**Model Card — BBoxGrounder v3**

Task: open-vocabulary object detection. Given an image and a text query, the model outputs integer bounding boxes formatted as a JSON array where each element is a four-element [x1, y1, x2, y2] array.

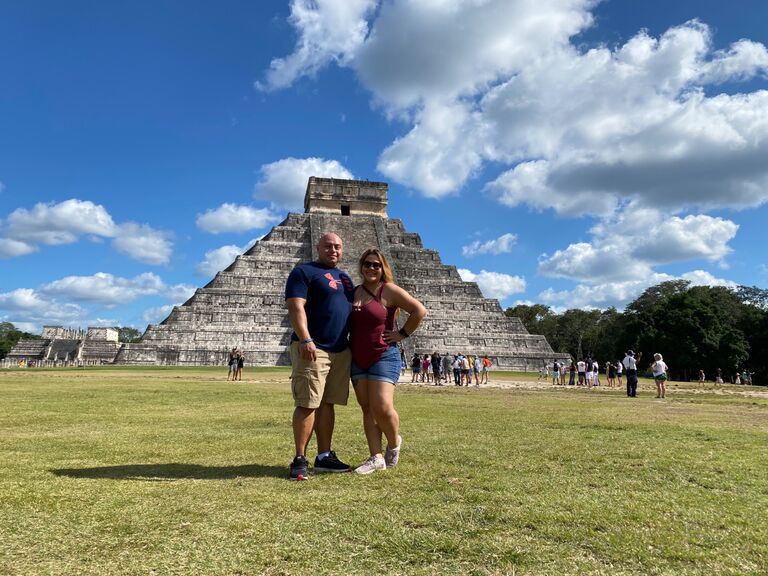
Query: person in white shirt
[[576, 359, 586, 385], [650, 353, 669, 399], [622, 350, 642, 397]]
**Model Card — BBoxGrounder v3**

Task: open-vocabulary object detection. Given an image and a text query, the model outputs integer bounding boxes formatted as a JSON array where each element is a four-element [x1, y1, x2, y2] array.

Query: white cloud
[[0, 288, 87, 326], [254, 157, 354, 209], [3, 199, 117, 245], [538, 207, 738, 283], [196, 245, 243, 277], [256, 0, 377, 91], [38, 272, 189, 306], [41, 272, 163, 305], [261, 6, 768, 212], [377, 100, 487, 197], [462, 233, 517, 257], [539, 269, 738, 310], [196, 203, 282, 234], [354, 0, 595, 111], [112, 223, 173, 266], [0, 238, 37, 258], [142, 304, 177, 324], [458, 268, 526, 301], [0, 199, 174, 265]]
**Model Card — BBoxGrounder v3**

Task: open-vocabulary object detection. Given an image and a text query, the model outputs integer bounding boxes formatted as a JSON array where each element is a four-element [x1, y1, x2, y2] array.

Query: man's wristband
[[398, 328, 410, 338], [300, 338, 314, 345]]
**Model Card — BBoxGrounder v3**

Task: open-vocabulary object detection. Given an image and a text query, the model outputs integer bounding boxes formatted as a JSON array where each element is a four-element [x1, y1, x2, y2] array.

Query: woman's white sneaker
[[354, 454, 386, 474]]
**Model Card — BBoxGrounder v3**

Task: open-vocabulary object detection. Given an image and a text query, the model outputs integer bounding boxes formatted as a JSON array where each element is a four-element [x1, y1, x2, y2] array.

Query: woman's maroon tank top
[[350, 284, 397, 369]]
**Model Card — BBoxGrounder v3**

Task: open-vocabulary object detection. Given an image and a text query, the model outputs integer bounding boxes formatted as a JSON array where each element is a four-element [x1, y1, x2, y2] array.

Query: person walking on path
[[349, 248, 426, 474], [651, 353, 669, 398], [285, 232, 355, 481], [623, 350, 642, 398]]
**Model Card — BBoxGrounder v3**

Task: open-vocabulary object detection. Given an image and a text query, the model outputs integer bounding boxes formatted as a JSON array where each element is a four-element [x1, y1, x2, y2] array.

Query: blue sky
[[1, 0, 767, 334]]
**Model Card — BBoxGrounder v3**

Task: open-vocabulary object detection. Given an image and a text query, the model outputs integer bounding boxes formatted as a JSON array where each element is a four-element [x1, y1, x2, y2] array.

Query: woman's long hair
[[358, 248, 394, 283]]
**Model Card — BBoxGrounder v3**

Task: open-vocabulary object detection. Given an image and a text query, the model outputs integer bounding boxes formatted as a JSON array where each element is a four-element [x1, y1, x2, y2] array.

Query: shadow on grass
[[50, 462, 286, 481]]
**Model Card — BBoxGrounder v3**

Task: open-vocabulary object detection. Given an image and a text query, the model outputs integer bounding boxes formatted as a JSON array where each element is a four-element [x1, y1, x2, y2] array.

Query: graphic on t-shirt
[[324, 272, 339, 290]]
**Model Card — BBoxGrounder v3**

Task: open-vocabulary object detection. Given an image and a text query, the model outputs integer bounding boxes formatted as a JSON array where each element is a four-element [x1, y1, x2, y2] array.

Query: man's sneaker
[[385, 435, 402, 468], [313, 451, 351, 473], [289, 455, 309, 481], [354, 454, 386, 475]]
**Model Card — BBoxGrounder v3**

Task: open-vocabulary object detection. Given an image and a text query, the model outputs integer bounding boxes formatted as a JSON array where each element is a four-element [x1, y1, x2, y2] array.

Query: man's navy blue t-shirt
[[284, 261, 354, 353]]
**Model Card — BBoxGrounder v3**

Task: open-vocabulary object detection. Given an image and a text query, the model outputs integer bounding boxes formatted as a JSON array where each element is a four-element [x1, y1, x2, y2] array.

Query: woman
[[421, 354, 431, 383], [651, 353, 669, 399], [568, 360, 576, 386], [350, 248, 427, 474], [236, 350, 245, 381]]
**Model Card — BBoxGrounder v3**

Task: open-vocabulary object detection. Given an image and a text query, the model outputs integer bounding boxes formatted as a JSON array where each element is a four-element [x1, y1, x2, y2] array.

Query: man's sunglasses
[[362, 261, 382, 270]]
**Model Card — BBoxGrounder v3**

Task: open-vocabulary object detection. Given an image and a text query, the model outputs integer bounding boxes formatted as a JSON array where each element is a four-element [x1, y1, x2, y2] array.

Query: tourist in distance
[[227, 347, 238, 381], [585, 359, 594, 388], [616, 359, 623, 387], [481, 355, 491, 384], [472, 355, 481, 386], [650, 353, 669, 399], [607, 361, 616, 388], [592, 360, 600, 387], [431, 351, 442, 386], [442, 352, 452, 384], [410, 353, 421, 382], [568, 360, 576, 386], [236, 350, 245, 381], [551, 360, 561, 386], [349, 248, 426, 474], [452, 354, 461, 385], [422, 354, 431, 383], [285, 232, 355, 481], [576, 358, 586, 385], [623, 350, 643, 397], [698, 369, 706, 383]]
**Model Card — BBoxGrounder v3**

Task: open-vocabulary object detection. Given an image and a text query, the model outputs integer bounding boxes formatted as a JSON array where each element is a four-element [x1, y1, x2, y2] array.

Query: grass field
[[1, 367, 767, 575]]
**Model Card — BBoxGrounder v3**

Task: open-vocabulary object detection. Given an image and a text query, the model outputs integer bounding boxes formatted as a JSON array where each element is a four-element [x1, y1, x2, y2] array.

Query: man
[[285, 232, 354, 481], [623, 350, 642, 397], [441, 352, 452, 384]]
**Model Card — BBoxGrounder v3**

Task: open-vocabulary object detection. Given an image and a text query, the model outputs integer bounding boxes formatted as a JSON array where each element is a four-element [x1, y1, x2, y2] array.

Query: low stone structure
[[115, 177, 568, 369], [7, 326, 119, 366]]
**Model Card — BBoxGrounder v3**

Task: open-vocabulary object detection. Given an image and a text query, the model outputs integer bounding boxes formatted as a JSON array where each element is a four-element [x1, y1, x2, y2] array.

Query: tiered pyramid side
[[384, 219, 568, 370], [116, 213, 313, 365]]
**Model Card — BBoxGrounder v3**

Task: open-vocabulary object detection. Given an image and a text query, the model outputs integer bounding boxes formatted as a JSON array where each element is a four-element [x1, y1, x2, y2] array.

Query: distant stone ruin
[[114, 177, 567, 369], [8, 177, 568, 370], [7, 326, 119, 366]]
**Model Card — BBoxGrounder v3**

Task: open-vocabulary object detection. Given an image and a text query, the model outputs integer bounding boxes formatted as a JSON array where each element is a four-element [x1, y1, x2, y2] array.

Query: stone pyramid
[[116, 177, 567, 369]]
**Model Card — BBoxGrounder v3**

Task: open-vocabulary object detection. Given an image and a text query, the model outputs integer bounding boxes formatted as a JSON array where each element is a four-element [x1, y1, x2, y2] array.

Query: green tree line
[[506, 281, 768, 384]]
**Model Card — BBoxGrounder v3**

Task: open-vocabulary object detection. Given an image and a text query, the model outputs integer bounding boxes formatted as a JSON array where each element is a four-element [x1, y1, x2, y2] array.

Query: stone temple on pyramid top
[[8, 177, 567, 369]]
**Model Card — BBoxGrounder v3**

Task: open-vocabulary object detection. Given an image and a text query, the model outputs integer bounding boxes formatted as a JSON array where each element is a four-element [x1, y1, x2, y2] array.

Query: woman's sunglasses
[[362, 261, 382, 270]]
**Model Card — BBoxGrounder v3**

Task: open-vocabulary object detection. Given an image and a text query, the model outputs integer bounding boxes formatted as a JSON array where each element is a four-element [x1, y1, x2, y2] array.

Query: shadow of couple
[[50, 462, 287, 481]]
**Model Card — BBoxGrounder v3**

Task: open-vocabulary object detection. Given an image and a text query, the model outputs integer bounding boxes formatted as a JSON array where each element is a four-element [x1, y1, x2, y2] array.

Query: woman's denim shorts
[[351, 345, 401, 385]]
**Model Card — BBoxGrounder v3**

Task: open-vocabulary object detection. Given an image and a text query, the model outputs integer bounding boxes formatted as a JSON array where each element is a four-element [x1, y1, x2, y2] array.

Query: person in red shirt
[[349, 248, 427, 474]]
